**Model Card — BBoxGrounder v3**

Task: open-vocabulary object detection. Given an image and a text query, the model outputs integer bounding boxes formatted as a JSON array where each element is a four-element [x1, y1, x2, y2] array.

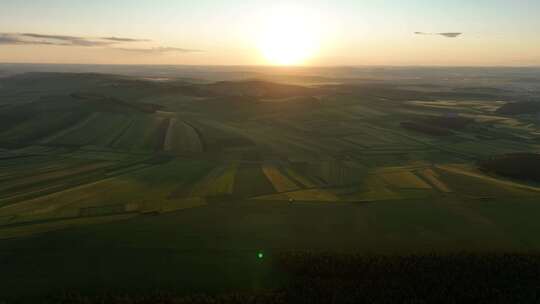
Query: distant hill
[[400, 121, 453, 136], [202, 79, 316, 98], [496, 101, 540, 115], [421, 115, 474, 130], [400, 115, 473, 136], [0, 73, 317, 101], [70, 93, 162, 113], [0, 92, 165, 148]]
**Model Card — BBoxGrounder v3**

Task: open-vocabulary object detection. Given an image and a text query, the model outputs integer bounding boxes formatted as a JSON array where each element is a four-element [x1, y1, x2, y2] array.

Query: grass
[[437, 164, 540, 196], [0, 111, 91, 146], [50, 113, 132, 147], [286, 189, 340, 202], [8, 252, 539, 304], [379, 170, 432, 189], [3, 197, 540, 301], [418, 168, 452, 192], [262, 165, 300, 193], [163, 118, 204, 153], [111, 115, 165, 151], [283, 167, 317, 188], [0, 158, 216, 234], [190, 163, 239, 197], [233, 164, 276, 198]]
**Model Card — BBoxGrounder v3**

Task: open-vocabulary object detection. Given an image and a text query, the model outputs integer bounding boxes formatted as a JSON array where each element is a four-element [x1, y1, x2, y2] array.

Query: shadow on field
[[29, 252, 540, 304]]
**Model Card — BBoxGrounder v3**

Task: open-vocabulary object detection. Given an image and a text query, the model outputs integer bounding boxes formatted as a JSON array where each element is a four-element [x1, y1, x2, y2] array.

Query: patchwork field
[[1, 70, 540, 300]]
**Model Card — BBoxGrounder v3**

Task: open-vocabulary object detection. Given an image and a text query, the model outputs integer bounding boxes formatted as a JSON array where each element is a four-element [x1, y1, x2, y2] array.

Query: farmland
[[1, 67, 540, 300]]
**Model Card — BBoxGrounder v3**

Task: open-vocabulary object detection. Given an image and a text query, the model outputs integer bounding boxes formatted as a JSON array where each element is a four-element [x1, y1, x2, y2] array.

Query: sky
[[0, 0, 539, 66]]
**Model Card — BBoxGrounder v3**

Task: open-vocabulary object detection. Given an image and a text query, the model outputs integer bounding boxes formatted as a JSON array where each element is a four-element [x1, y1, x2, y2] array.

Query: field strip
[[181, 121, 204, 153], [106, 117, 135, 147], [287, 189, 340, 202], [39, 112, 98, 144], [0, 213, 136, 240], [0, 176, 119, 212], [262, 165, 300, 193], [252, 188, 345, 202], [190, 166, 228, 196], [182, 120, 206, 152], [437, 164, 540, 193], [0, 162, 160, 211], [159, 197, 206, 213], [197, 119, 320, 156], [163, 119, 203, 153], [285, 168, 317, 188], [360, 176, 401, 201], [379, 171, 432, 190], [190, 163, 238, 196], [418, 168, 452, 192], [0, 159, 92, 182], [163, 118, 178, 152], [0, 161, 114, 193], [209, 163, 238, 195], [155, 117, 171, 151]]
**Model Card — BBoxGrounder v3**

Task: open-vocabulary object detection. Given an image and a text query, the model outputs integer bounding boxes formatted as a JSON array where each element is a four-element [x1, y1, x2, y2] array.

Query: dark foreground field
[[29, 252, 540, 304], [2, 198, 540, 303]]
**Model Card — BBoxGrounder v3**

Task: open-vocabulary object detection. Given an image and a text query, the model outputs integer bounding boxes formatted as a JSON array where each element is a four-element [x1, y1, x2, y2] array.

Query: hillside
[[479, 153, 540, 181], [496, 101, 540, 115]]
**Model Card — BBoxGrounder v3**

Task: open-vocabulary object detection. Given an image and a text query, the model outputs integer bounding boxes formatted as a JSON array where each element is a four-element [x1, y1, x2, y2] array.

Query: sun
[[258, 7, 321, 66]]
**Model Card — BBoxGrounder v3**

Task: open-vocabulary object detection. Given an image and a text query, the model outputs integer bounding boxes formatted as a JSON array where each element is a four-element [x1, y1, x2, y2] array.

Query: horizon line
[[1, 61, 540, 69]]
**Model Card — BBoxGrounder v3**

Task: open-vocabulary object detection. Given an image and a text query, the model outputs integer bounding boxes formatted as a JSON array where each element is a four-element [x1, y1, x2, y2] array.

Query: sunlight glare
[[258, 6, 321, 65]]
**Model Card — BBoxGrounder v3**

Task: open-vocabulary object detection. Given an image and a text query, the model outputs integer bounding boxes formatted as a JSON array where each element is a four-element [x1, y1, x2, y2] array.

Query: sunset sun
[[258, 7, 321, 65]]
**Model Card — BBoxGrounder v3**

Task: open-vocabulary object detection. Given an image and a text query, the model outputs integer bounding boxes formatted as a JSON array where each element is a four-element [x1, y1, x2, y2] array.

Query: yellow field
[[437, 164, 540, 193], [191, 163, 238, 196], [252, 193, 290, 201], [287, 189, 340, 201], [379, 171, 432, 190], [253, 189, 339, 202], [285, 168, 317, 188], [419, 168, 451, 193], [358, 176, 401, 201], [0, 213, 137, 239], [0, 161, 114, 193], [0, 175, 128, 218], [158, 197, 206, 213], [262, 165, 300, 192]]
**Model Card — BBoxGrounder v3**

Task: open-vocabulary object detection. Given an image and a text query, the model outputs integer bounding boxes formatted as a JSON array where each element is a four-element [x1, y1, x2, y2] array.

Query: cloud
[[0, 33, 68, 46], [0, 33, 199, 53], [101, 36, 150, 42], [116, 46, 203, 53], [0, 33, 118, 46], [24, 33, 115, 46], [438, 32, 462, 38], [415, 32, 463, 38], [0, 34, 27, 45]]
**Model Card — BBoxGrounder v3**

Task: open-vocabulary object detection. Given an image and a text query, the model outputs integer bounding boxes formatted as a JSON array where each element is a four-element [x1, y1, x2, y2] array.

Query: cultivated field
[[1, 69, 540, 300]]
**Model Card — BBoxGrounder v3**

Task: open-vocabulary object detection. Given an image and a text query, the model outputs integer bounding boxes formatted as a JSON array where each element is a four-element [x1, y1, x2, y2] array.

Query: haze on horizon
[[1, 0, 539, 67]]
